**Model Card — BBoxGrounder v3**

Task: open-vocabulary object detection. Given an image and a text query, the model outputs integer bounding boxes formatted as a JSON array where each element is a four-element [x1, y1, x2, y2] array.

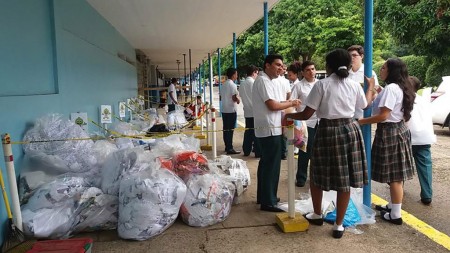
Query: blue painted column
[[233, 32, 237, 69], [363, 0, 374, 207], [263, 2, 268, 56], [208, 53, 213, 106], [218, 48, 222, 113], [198, 64, 202, 96]]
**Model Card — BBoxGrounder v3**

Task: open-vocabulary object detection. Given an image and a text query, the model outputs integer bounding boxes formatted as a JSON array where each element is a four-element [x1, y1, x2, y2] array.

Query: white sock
[[306, 212, 322, 219], [386, 202, 392, 209], [333, 222, 344, 231], [390, 203, 402, 219]]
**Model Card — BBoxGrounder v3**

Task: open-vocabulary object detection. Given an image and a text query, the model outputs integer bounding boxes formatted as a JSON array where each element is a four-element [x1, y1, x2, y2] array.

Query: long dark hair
[[384, 58, 416, 122]]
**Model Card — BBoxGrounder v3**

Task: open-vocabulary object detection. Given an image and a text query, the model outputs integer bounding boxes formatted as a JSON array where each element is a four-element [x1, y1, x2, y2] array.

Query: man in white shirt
[[252, 54, 301, 212], [240, 65, 261, 157], [290, 61, 319, 187], [220, 68, 241, 154], [168, 78, 179, 112], [347, 45, 380, 119]]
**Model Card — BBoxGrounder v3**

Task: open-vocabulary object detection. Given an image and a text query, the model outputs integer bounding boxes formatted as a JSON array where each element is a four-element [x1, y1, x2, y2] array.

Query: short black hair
[[264, 54, 283, 70], [347, 45, 364, 56], [246, 65, 259, 76], [171, 77, 177, 83], [301, 60, 315, 71], [226, 68, 237, 79]]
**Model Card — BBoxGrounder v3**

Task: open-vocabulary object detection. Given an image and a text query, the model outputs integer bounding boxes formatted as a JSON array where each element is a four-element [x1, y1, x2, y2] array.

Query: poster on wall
[[119, 102, 126, 118], [100, 105, 112, 124], [70, 112, 88, 131]]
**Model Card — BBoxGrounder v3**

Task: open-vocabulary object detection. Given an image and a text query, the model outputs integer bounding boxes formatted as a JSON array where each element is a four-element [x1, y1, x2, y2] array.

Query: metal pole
[[217, 48, 222, 114], [264, 2, 269, 56], [362, 0, 374, 207], [233, 32, 237, 69], [211, 108, 217, 159], [209, 53, 213, 107], [286, 120, 295, 218], [189, 49, 192, 101]]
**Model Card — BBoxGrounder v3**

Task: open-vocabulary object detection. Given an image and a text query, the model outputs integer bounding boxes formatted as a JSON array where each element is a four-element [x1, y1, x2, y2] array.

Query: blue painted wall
[[0, 0, 137, 241]]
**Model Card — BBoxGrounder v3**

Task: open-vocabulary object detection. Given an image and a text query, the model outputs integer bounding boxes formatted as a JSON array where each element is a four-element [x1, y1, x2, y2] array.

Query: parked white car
[[430, 76, 450, 130]]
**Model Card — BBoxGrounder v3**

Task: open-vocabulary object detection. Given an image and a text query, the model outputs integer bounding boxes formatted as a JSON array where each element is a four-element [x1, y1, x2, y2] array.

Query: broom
[[0, 167, 25, 252]]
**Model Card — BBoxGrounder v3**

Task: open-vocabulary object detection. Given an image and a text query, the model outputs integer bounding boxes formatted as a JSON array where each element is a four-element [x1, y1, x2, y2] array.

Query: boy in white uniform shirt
[[290, 60, 319, 187], [220, 68, 241, 154], [240, 65, 261, 157], [253, 54, 300, 212], [347, 45, 380, 119]]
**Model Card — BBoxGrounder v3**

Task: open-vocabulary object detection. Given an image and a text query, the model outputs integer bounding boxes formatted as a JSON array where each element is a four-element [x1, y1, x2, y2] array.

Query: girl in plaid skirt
[[359, 58, 416, 225], [285, 49, 375, 238]]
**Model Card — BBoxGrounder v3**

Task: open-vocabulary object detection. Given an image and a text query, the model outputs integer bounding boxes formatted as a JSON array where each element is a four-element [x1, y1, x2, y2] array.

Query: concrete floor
[[77, 115, 450, 253]]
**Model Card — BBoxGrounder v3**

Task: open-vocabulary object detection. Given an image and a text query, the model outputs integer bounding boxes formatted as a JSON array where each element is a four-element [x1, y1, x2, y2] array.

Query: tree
[[375, 0, 450, 58]]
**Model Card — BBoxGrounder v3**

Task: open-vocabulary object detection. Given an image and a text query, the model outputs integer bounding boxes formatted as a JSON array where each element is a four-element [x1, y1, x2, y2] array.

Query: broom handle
[[0, 167, 13, 219], [2, 133, 23, 230]]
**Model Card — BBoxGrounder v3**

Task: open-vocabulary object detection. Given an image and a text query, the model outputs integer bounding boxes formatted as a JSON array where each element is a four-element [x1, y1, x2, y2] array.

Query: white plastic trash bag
[[118, 167, 186, 240], [180, 173, 235, 227], [101, 147, 156, 196]]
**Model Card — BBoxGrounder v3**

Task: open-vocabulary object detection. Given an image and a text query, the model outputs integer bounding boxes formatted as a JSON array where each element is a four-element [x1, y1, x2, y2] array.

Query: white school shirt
[[252, 72, 285, 137], [276, 75, 291, 99], [220, 79, 239, 113], [349, 64, 379, 118], [168, 83, 178, 104], [407, 94, 436, 145], [291, 78, 319, 128], [306, 73, 367, 119], [372, 83, 404, 122], [239, 76, 255, 118]]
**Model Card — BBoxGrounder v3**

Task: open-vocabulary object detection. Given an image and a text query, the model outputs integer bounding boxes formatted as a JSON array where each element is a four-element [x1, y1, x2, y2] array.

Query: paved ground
[[80, 87, 450, 252]]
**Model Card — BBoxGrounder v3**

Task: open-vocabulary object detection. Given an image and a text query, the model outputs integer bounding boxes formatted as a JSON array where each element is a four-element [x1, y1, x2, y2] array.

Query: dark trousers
[[168, 104, 176, 112], [281, 135, 287, 159], [412, 145, 433, 200], [296, 126, 317, 184], [222, 112, 237, 151], [242, 117, 261, 156], [257, 135, 282, 206]]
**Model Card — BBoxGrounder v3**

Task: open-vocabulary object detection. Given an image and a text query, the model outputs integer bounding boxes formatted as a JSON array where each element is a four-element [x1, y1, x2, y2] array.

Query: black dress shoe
[[226, 149, 241, 155], [260, 204, 284, 212], [295, 182, 305, 187], [304, 214, 324, 226], [380, 211, 403, 225], [375, 204, 391, 212], [332, 229, 344, 239], [256, 198, 280, 204], [243, 153, 250, 156], [255, 154, 261, 158], [421, 198, 432, 205], [281, 156, 287, 160]]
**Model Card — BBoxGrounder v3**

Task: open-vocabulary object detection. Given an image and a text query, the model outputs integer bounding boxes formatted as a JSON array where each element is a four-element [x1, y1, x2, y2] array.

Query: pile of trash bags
[[19, 113, 251, 241]]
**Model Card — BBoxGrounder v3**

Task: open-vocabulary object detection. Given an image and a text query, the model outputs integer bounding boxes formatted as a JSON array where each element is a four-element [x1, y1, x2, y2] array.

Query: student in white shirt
[[290, 60, 319, 187], [285, 49, 375, 238], [220, 68, 240, 154], [347, 45, 380, 119], [240, 65, 261, 157], [407, 76, 435, 205], [359, 58, 416, 226], [253, 54, 301, 212], [168, 78, 179, 112]]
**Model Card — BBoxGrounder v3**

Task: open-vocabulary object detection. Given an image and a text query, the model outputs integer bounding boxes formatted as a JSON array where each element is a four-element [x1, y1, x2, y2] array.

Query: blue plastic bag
[[324, 198, 361, 227]]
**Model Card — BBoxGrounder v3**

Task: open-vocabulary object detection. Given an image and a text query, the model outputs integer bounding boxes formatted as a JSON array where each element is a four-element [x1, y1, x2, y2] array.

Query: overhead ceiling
[[87, 0, 280, 78]]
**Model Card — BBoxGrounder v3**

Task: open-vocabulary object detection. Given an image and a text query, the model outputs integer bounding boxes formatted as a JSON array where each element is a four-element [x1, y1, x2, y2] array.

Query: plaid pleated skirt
[[310, 118, 368, 192], [372, 121, 415, 183]]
